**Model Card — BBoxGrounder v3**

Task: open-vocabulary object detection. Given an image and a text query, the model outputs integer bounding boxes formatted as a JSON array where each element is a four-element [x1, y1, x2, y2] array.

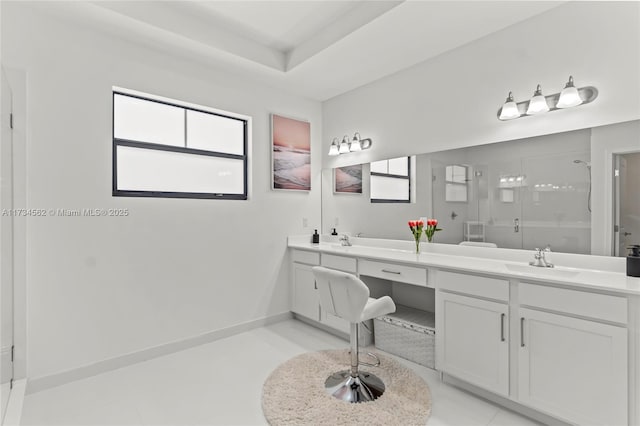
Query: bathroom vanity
[[288, 236, 640, 426]]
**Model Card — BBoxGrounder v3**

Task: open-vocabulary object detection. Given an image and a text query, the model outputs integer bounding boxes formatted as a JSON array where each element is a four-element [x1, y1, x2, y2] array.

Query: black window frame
[[112, 90, 248, 200], [370, 157, 411, 203]]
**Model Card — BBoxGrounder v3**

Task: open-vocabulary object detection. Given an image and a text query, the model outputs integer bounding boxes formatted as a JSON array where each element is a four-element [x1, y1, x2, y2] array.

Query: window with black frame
[[370, 157, 411, 203], [112, 89, 249, 200]]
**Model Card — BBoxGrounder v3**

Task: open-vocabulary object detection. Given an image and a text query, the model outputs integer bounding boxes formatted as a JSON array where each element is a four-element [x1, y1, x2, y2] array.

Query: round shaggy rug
[[262, 349, 432, 425]]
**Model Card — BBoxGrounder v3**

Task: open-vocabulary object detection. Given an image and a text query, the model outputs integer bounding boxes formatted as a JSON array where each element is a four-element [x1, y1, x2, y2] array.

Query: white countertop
[[288, 236, 640, 296]]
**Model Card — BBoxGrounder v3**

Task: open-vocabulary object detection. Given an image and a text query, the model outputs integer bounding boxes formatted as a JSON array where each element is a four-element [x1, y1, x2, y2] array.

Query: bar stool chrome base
[[324, 370, 386, 403]]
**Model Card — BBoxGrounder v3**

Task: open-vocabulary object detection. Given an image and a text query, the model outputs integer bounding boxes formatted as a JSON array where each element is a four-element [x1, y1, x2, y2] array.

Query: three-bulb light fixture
[[328, 132, 373, 156], [498, 76, 598, 121]]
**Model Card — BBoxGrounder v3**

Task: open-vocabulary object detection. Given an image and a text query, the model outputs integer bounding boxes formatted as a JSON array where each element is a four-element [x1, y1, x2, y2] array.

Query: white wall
[[1, 3, 322, 380], [322, 1, 640, 169]]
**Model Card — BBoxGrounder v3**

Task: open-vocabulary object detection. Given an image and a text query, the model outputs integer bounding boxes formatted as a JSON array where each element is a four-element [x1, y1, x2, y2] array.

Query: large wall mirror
[[321, 121, 640, 256]]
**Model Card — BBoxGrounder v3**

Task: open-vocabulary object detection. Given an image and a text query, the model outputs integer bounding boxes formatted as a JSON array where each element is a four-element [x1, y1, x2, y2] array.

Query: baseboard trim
[[443, 373, 571, 426], [27, 311, 293, 395], [2, 379, 26, 426], [292, 314, 349, 341]]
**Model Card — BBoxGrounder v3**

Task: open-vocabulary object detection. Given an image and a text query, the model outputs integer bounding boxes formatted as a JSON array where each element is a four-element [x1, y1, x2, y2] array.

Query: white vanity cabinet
[[289, 249, 356, 335], [517, 283, 628, 426], [290, 250, 320, 321], [436, 270, 510, 396], [437, 270, 630, 425], [288, 238, 640, 425]]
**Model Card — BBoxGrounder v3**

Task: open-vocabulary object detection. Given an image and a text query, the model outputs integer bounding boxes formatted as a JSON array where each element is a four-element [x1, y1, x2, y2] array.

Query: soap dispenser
[[331, 228, 338, 236], [628, 245, 640, 277], [312, 229, 319, 244]]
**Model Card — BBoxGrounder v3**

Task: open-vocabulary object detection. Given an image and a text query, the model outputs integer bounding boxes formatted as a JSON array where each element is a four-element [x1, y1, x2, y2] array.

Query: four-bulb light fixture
[[498, 76, 598, 121], [328, 132, 373, 156]]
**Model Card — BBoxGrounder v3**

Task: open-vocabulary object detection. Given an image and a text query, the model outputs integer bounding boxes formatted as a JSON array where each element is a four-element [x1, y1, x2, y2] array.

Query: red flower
[[408, 220, 416, 228], [416, 220, 424, 227], [424, 218, 442, 242]]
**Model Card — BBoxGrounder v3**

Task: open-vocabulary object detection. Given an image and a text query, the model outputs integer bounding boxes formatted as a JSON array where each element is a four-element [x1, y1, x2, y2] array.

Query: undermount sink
[[504, 263, 581, 278], [328, 244, 415, 254], [329, 244, 353, 250]]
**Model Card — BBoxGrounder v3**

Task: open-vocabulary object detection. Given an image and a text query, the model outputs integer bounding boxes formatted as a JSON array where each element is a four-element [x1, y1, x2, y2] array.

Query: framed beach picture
[[334, 164, 363, 194], [271, 114, 311, 191]]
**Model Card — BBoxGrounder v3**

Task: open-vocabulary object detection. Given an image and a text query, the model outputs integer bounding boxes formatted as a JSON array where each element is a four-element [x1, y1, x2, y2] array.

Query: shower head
[[573, 159, 591, 168]]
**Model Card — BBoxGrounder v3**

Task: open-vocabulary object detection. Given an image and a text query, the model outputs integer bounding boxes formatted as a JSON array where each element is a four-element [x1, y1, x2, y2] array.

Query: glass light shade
[[349, 137, 362, 151], [499, 102, 520, 120], [338, 136, 350, 154], [557, 77, 582, 108], [526, 85, 549, 115], [328, 138, 340, 156], [499, 92, 520, 120]]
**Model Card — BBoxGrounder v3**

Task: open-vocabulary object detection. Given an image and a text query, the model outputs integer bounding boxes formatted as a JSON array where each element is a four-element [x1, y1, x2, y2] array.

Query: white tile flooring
[[20, 319, 541, 425]]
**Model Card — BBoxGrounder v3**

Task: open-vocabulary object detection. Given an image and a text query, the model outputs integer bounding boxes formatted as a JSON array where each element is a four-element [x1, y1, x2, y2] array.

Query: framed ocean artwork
[[271, 114, 311, 191], [334, 164, 363, 194]]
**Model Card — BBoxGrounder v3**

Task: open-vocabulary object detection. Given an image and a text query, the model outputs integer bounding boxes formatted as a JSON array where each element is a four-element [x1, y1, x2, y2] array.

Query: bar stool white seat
[[312, 266, 396, 403]]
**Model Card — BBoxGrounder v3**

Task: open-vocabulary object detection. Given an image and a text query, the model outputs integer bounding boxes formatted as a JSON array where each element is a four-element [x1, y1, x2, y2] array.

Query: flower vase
[[415, 238, 420, 254]]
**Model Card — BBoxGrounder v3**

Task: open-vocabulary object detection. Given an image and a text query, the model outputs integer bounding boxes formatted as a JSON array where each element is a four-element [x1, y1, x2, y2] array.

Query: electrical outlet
[[302, 217, 308, 228], [334, 217, 339, 226]]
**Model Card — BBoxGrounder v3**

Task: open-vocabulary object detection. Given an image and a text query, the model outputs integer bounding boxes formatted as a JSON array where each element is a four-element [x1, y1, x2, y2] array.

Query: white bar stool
[[312, 266, 396, 403]]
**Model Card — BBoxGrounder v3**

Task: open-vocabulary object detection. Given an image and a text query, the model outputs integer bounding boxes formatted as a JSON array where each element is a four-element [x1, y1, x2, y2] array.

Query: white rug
[[262, 349, 432, 425]]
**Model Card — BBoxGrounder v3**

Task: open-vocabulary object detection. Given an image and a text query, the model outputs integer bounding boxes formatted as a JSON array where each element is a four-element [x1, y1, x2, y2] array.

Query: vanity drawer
[[321, 254, 357, 273], [519, 282, 628, 324], [291, 249, 320, 266], [359, 260, 427, 286], [437, 270, 509, 302]]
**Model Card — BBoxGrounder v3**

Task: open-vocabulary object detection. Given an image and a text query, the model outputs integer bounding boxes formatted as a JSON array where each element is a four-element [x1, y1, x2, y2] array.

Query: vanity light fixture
[[497, 76, 598, 121], [328, 132, 373, 155]]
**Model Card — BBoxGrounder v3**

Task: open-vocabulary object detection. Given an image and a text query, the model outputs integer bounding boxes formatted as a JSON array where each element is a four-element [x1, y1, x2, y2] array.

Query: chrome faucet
[[529, 247, 554, 268], [339, 234, 352, 246]]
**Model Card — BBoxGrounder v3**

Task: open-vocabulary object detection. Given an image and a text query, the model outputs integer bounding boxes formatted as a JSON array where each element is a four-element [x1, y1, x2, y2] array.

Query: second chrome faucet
[[529, 246, 554, 268], [339, 234, 352, 246]]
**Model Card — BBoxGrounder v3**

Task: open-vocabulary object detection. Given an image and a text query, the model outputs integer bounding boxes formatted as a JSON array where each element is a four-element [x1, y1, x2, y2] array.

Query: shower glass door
[[486, 160, 523, 249], [521, 152, 591, 254]]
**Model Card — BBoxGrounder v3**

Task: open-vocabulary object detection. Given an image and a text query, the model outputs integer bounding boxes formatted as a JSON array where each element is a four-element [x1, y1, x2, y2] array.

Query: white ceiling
[[36, 1, 565, 101]]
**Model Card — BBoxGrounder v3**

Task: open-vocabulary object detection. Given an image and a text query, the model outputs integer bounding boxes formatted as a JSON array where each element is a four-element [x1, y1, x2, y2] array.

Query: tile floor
[[20, 319, 541, 425]]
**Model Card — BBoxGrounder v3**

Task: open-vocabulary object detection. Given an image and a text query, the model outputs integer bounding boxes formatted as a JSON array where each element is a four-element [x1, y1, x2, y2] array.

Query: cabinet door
[[437, 291, 509, 396], [518, 308, 627, 426], [321, 310, 350, 334], [292, 263, 319, 321]]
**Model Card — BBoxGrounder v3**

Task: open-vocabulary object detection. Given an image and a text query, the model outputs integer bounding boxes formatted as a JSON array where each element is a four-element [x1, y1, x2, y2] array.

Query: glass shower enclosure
[[431, 130, 592, 254]]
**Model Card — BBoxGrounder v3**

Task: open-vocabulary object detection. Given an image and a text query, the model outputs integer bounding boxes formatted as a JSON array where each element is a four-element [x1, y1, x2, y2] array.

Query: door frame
[[2, 68, 26, 382], [613, 152, 640, 256], [590, 121, 640, 256], [1, 66, 15, 420]]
